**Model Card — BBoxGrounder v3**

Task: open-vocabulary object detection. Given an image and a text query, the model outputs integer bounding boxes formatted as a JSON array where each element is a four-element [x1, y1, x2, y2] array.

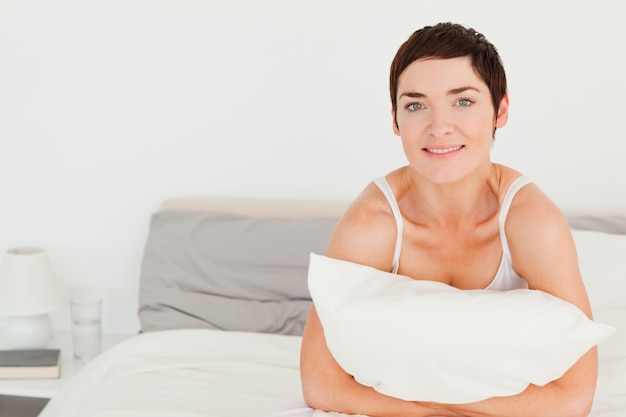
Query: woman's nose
[[427, 110, 454, 138]]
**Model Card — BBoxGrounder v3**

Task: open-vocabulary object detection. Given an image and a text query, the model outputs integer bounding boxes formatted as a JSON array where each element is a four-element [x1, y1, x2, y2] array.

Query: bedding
[[38, 328, 304, 417], [571, 229, 626, 310], [37, 203, 626, 417]]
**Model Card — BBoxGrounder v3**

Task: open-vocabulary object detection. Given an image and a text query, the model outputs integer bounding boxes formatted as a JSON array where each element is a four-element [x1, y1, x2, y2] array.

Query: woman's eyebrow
[[399, 92, 426, 99], [448, 86, 480, 95]]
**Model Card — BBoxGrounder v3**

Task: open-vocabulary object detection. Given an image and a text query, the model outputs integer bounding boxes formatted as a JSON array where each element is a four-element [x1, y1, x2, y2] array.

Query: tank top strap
[[498, 175, 533, 253], [373, 177, 402, 274]]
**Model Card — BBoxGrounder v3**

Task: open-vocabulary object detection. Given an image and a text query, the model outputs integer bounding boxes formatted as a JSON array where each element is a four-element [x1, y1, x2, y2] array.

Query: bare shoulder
[[493, 166, 568, 240], [326, 180, 397, 272], [506, 179, 569, 238]]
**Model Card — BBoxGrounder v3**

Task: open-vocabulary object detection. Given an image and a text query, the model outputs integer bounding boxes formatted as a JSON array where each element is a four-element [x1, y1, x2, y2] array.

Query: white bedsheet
[[39, 328, 306, 417], [40, 310, 626, 417]]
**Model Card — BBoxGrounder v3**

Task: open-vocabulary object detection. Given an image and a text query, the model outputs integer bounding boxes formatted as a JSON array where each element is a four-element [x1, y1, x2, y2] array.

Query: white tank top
[[373, 176, 530, 290]]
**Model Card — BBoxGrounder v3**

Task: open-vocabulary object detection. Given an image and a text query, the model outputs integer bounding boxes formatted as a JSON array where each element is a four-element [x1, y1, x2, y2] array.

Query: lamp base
[[2, 314, 54, 349]]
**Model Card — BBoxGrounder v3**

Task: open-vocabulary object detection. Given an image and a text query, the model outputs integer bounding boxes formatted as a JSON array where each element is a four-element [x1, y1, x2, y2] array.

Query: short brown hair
[[390, 23, 507, 127]]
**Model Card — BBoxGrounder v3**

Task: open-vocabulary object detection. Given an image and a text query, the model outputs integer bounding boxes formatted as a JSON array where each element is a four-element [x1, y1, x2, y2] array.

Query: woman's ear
[[392, 108, 400, 136], [495, 94, 510, 128]]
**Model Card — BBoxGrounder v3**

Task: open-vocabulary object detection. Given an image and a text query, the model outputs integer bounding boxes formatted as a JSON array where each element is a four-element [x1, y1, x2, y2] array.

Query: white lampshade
[[0, 247, 69, 348], [0, 247, 68, 315]]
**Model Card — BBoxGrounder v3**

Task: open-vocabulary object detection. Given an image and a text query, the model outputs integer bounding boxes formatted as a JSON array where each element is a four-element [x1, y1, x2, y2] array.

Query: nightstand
[[0, 330, 132, 416]]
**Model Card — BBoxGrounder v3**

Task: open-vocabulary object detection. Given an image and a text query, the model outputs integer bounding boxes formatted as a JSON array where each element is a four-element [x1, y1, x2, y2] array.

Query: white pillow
[[308, 253, 614, 404], [572, 229, 626, 311]]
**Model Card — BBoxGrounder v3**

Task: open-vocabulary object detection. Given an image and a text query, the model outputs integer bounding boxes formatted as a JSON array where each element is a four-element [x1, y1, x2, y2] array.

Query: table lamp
[[0, 247, 69, 349]]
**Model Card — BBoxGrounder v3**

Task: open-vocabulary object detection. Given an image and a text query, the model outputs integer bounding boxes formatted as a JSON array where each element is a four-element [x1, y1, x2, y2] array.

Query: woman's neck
[[396, 163, 502, 228]]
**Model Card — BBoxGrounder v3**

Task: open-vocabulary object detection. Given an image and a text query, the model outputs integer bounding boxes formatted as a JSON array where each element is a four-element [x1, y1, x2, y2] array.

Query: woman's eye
[[406, 103, 424, 111], [457, 98, 473, 107]]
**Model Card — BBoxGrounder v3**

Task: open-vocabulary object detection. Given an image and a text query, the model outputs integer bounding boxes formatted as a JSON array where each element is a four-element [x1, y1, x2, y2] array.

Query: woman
[[300, 23, 597, 417]]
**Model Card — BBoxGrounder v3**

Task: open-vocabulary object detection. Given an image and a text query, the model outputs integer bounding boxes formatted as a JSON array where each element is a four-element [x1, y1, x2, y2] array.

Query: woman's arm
[[421, 186, 599, 417], [420, 350, 596, 417], [300, 186, 465, 417]]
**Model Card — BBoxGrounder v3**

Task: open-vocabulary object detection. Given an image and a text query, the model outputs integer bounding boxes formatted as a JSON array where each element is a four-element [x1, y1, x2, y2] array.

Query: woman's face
[[393, 56, 508, 184]]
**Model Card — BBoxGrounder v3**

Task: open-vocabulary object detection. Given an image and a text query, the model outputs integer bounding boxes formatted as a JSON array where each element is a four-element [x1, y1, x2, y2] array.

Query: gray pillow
[[138, 211, 337, 335], [568, 215, 626, 235]]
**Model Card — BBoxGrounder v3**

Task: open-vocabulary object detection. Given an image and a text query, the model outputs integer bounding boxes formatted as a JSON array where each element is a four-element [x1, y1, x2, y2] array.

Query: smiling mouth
[[424, 145, 464, 154]]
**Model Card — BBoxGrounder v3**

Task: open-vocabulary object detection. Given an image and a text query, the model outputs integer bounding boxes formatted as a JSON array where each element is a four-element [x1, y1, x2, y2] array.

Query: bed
[[38, 199, 626, 417]]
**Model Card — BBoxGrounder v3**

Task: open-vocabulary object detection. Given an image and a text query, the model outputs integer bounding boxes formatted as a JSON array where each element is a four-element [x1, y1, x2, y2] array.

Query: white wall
[[1, 0, 625, 334]]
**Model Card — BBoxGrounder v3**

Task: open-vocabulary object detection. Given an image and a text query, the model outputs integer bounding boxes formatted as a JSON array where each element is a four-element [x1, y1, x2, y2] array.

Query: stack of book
[[0, 349, 61, 379]]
